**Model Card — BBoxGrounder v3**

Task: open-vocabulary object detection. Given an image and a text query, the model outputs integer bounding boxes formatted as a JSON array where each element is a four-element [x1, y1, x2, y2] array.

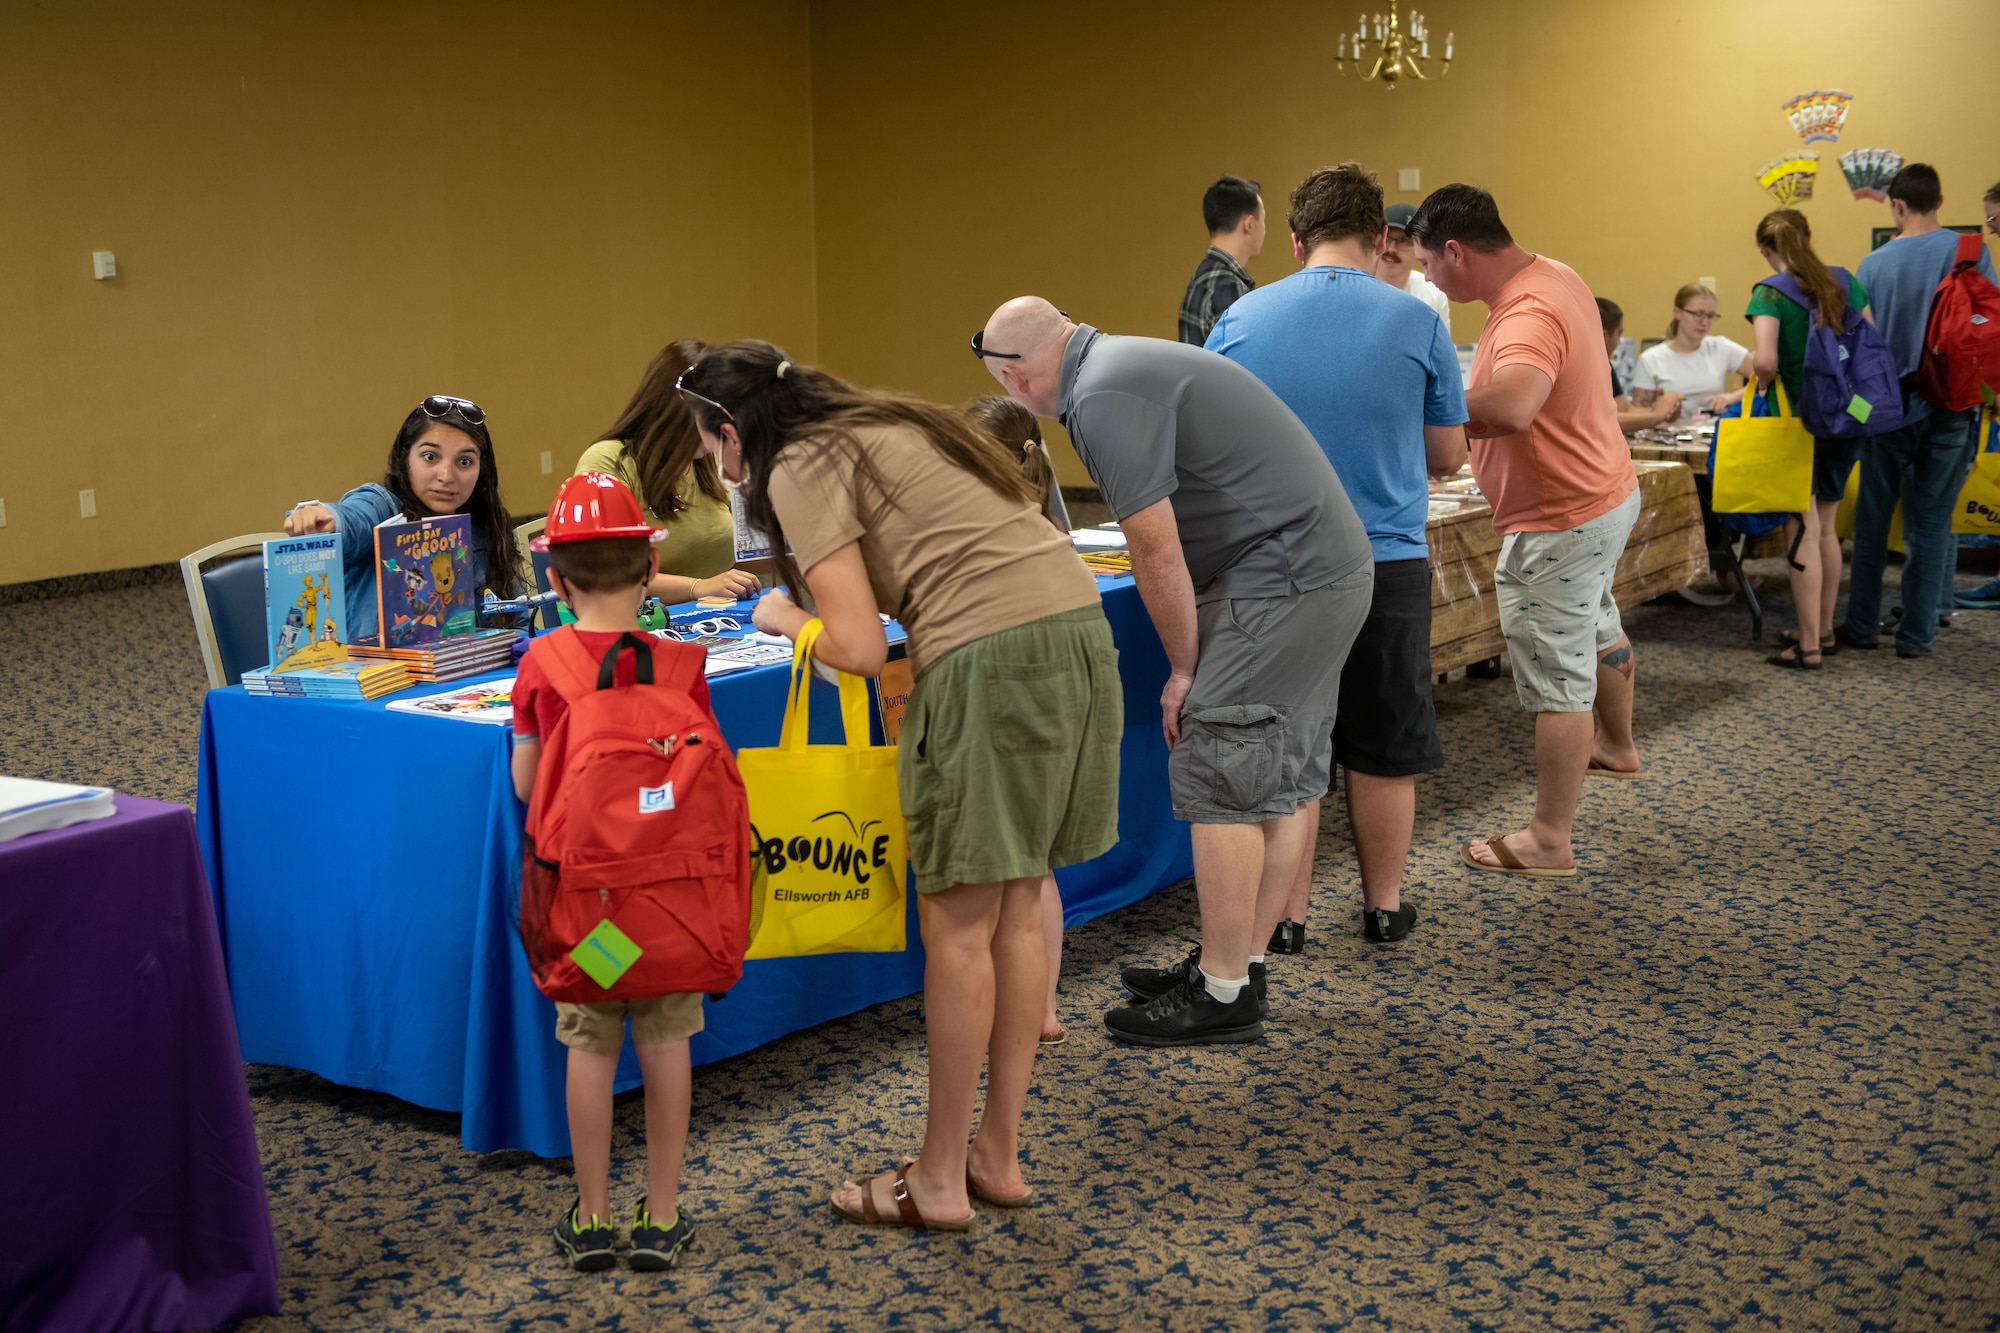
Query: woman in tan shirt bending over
[[680, 342, 1121, 1233]]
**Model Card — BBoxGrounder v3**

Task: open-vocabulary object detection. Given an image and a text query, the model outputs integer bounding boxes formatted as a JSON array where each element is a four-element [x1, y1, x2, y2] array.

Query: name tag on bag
[[571, 918, 643, 989]]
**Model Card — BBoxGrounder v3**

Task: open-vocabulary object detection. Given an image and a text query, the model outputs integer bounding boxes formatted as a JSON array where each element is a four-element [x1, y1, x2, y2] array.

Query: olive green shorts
[[898, 605, 1123, 894]]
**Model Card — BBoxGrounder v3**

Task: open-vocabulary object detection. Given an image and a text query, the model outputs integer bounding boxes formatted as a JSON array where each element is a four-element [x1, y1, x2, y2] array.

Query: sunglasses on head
[[969, 311, 1070, 362], [421, 395, 486, 427], [674, 372, 734, 423]]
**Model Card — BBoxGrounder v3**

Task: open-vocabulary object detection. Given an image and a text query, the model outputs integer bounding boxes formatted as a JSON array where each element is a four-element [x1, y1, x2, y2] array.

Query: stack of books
[[348, 628, 521, 682], [242, 659, 415, 700]]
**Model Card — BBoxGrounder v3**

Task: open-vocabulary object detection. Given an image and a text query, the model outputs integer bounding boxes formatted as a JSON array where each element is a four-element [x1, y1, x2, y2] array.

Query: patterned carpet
[[2, 558, 1997, 1332]]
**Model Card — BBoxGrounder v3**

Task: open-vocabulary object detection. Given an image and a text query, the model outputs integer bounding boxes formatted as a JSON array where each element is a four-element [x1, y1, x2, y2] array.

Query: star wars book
[[263, 533, 349, 671], [374, 514, 475, 649]]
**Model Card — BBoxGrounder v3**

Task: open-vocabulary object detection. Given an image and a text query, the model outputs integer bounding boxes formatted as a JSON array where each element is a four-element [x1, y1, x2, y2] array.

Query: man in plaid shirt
[[1178, 175, 1265, 344]]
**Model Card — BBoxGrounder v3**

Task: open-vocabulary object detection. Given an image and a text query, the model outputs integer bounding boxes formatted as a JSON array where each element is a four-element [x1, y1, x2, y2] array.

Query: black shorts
[[1330, 558, 1444, 778], [1812, 438, 1861, 503]]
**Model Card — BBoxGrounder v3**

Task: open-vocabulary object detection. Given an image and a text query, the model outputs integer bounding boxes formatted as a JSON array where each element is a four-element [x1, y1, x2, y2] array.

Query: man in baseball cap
[[1377, 201, 1453, 324]]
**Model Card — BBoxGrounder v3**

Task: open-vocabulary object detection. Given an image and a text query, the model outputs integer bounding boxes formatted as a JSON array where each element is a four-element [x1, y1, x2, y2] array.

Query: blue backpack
[[1757, 269, 1904, 440]]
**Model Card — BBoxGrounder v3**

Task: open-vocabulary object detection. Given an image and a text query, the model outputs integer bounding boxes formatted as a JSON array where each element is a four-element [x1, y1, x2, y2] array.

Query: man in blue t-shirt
[[1840, 163, 1999, 658], [1207, 162, 1469, 951]]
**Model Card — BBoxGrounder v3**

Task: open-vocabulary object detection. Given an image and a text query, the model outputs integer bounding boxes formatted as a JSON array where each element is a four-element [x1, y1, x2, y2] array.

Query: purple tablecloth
[[0, 795, 280, 1333]]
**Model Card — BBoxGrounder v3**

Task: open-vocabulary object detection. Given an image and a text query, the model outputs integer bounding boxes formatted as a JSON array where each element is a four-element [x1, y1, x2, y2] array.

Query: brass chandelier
[[1335, 1, 1453, 88]]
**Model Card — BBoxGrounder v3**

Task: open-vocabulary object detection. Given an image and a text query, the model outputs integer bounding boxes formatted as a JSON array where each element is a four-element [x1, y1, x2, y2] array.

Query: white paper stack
[[0, 776, 117, 844]]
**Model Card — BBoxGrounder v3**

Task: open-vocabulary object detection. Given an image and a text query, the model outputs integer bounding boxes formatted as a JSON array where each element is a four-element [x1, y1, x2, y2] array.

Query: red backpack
[[519, 629, 752, 1004], [1913, 231, 2000, 412]]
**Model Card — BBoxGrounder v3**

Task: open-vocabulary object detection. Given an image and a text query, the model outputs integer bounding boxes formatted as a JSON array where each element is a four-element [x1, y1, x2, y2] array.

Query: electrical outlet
[[539, 450, 552, 475], [1398, 168, 1421, 192], [79, 488, 97, 518]]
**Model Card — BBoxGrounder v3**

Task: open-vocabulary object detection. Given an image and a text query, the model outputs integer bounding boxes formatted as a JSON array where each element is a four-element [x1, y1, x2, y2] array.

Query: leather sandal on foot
[[831, 1163, 974, 1231], [1462, 833, 1577, 879], [1585, 759, 1643, 780], [965, 1152, 1036, 1209], [1038, 1028, 1065, 1046]]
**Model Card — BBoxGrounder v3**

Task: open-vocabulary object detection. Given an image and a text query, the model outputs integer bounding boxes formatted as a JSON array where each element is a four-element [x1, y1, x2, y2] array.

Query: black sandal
[[1766, 645, 1823, 670], [1778, 629, 1838, 657]]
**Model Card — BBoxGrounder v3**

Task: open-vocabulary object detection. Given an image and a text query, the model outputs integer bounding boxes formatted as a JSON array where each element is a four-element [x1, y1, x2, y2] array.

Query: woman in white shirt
[[1630, 282, 1753, 419]]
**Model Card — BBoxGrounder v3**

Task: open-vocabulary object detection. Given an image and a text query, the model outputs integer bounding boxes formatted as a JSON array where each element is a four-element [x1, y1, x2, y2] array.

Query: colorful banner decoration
[[1838, 148, 1905, 202], [1782, 89, 1852, 144], [1757, 154, 1820, 208]]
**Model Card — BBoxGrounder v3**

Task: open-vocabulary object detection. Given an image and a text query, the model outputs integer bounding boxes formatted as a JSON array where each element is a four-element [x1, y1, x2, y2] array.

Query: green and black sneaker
[[628, 1197, 696, 1272], [554, 1201, 617, 1272]]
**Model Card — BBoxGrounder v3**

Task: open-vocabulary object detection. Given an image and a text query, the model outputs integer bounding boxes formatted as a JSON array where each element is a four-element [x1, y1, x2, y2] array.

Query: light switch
[[79, 489, 97, 518], [1398, 168, 1421, 192], [92, 251, 117, 280], [539, 451, 553, 475], [1699, 275, 1717, 292], [0, 498, 7, 527]]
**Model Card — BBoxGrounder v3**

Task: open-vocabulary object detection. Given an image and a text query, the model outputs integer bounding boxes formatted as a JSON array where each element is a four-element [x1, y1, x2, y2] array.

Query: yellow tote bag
[[737, 620, 908, 959], [1955, 410, 2000, 534], [1713, 380, 1814, 514]]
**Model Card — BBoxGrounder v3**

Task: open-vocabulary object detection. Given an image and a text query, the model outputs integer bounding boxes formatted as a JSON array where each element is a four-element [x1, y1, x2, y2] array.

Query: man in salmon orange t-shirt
[[1408, 184, 1642, 880]]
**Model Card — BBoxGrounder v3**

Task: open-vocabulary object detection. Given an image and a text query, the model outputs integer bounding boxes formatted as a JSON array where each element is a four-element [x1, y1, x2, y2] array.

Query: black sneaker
[[1833, 624, 1878, 651], [1104, 973, 1262, 1047], [554, 1202, 617, 1272], [628, 1197, 695, 1272], [1123, 948, 1266, 1017], [1363, 903, 1417, 944], [1895, 642, 1932, 659], [1268, 919, 1306, 954]]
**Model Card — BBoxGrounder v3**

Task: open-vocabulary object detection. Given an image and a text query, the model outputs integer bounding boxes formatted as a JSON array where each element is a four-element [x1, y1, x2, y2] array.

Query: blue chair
[[180, 533, 286, 688], [514, 516, 560, 631]]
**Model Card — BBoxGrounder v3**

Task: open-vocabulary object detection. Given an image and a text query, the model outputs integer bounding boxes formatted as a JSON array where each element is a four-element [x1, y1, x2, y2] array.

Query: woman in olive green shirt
[[575, 339, 760, 604]]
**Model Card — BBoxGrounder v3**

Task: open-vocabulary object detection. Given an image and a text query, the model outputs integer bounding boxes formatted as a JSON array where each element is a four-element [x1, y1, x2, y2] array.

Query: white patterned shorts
[[1493, 488, 1640, 713]]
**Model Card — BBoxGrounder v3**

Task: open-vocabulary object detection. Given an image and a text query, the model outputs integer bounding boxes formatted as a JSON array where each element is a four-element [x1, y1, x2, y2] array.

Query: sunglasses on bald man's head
[[969, 311, 1069, 362], [421, 395, 486, 427], [674, 372, 734, 423]]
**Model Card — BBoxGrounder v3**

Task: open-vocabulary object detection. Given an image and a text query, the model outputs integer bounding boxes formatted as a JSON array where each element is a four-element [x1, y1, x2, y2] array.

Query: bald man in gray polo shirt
[[978, 297, 1373, 1047]]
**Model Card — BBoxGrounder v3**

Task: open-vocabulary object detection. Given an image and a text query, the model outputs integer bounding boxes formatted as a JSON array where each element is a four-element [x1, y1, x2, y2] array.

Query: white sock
[[1200, 967, 1248, 1004], [1248, 954, 1265, 967]]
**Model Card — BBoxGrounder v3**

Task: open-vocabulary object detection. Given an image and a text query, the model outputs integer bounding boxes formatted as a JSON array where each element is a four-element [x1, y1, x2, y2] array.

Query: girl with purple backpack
[[1746, 209, 1878, 668]]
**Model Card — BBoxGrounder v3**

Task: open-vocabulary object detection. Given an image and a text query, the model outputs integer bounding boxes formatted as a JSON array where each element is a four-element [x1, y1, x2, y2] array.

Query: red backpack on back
[[520, 628, 752, 1004], [1913, 231, 2000, 412]]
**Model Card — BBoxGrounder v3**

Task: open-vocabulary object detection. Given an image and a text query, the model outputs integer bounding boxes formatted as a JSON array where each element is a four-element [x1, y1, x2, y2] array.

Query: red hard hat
[[532, 471, 667, 550]]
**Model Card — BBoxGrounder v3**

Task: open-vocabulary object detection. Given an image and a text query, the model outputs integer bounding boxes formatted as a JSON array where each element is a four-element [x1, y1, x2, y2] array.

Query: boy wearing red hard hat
[[513, 470, 720, 1273]]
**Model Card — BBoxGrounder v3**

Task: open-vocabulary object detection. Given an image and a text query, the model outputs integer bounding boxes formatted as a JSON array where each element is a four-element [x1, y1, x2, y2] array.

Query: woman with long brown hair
[[679, 341, 1121, 1231], [573, 339, 760, 604], [1745, 209, 1874, 668]]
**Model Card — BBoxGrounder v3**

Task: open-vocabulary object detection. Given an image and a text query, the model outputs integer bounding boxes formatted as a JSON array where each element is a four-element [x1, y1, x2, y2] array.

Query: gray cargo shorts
[[1168, 568, 1373, 825], [1493, 487, 1639, 713]]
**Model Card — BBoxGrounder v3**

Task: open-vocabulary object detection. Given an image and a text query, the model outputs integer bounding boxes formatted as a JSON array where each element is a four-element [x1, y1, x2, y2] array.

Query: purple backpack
[[1758, 269, 1904, 440]]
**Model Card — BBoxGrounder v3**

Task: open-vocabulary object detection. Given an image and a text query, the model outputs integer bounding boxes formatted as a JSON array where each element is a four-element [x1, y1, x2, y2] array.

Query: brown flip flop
[[1038, 1028, 1066, 1047], [831, 1163, 974, 1231], [1585, 759, 1644, 781], [1462, 833, 1577, 879]]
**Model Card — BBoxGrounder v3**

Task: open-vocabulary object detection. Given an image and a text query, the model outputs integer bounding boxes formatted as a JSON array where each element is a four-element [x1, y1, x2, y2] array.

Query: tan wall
[[809, 0, 2000, 486], [0, 1, 817, 585], [7, 1, 1996, 583]]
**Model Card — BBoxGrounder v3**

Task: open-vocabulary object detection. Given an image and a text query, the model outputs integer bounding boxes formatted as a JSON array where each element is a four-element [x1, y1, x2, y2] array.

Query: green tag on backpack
[[571, 918, 642, 989], [1847, 394, 1873, 424]]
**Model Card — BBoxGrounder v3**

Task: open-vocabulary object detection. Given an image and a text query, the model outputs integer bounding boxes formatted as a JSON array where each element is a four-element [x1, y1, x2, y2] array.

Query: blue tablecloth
[[196, 577, 1189, 1156]]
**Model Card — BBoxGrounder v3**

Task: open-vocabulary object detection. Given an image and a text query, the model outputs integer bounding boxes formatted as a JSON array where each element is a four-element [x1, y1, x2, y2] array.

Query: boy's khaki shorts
[[554, 993, 704, 1055]]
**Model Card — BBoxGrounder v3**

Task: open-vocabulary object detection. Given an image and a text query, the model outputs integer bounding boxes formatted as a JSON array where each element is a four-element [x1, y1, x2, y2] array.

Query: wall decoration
[[1757, 155, 1820, 208], [1839, 148, 1905, 202], [1782, 90, 1852, 144]]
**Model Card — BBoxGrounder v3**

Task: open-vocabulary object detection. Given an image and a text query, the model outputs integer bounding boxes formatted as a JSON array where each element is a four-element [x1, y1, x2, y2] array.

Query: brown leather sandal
[[1461, 832, 1578, 879], [830, 1163, 974, 1231]]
